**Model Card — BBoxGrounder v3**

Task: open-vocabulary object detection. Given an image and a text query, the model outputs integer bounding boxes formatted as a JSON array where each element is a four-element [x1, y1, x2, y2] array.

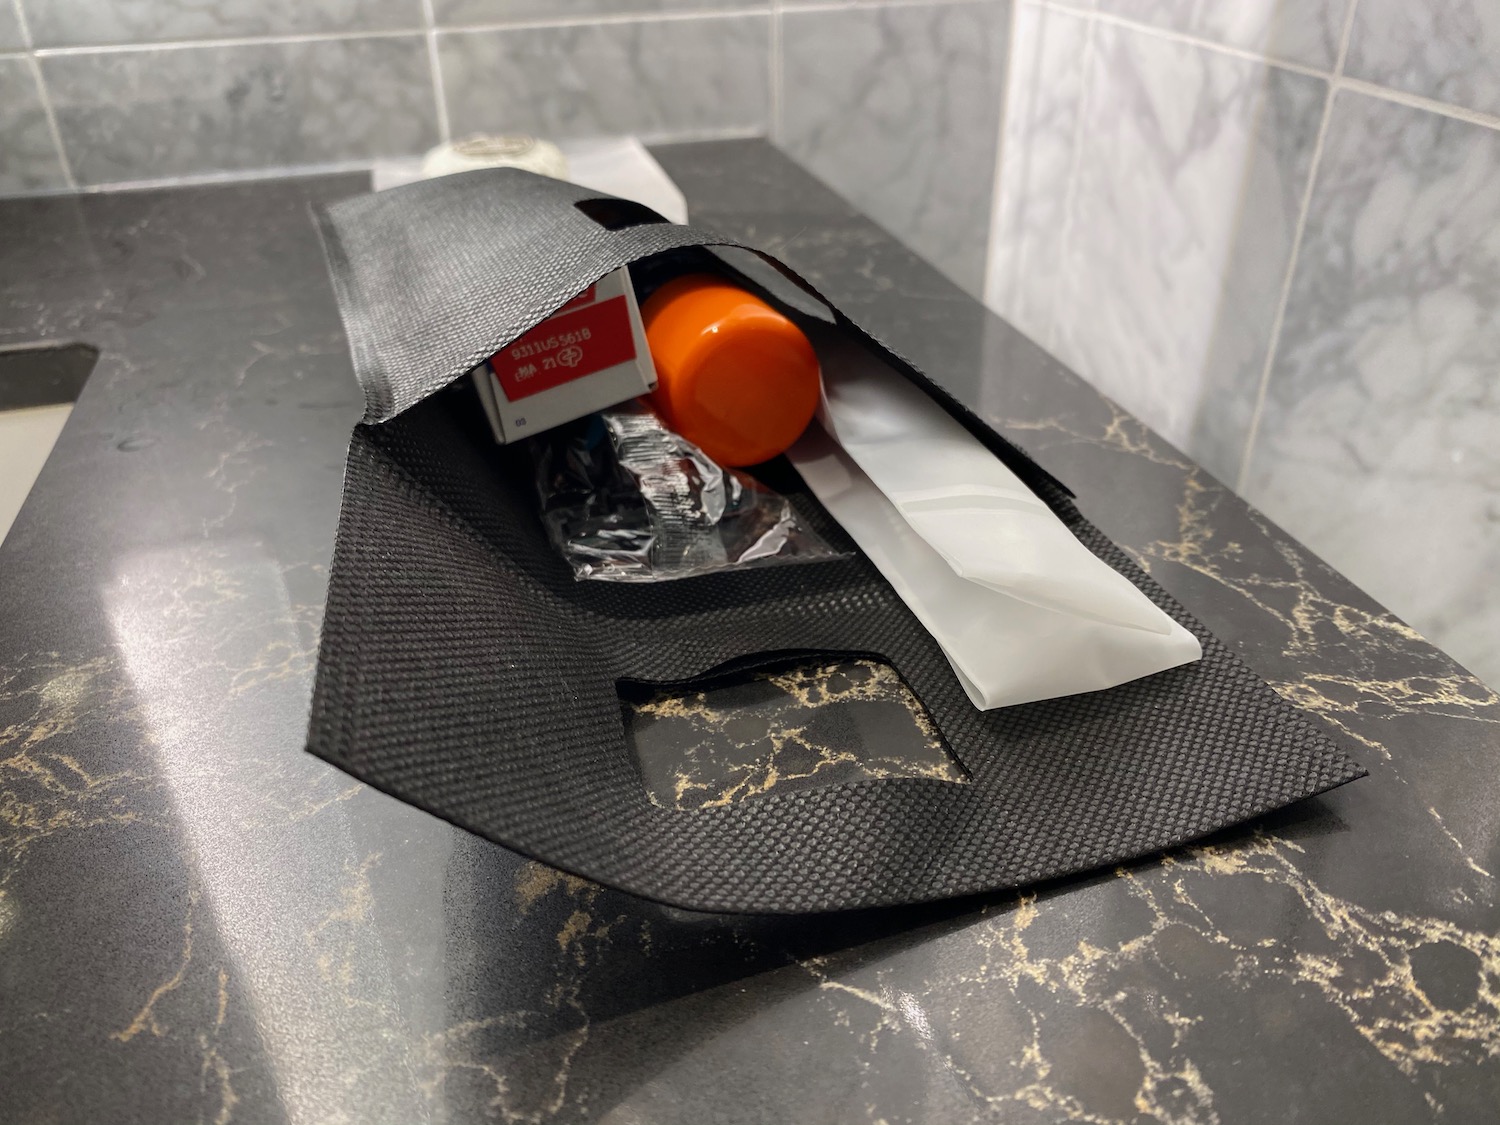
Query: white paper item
[[560, 137, 688, 225], [788, 329, 1202, 710], [371, 136, 688, 224]]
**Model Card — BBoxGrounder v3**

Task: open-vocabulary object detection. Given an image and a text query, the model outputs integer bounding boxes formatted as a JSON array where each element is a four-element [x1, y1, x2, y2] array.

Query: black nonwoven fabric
[[307, 168, 1364, 913]]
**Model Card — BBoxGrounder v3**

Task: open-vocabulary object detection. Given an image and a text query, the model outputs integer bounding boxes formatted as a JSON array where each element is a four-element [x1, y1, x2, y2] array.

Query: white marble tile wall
[[1094, 0, 1351, 70], [776, 0, 1012, 295], [0, 56, 67, 192], [987, 0, 1500, 688], [1346, 0, 1500, 118], [43, 37, 440, 183], [990, 3, 1324, 481], [0, 0, 1003, 299], [1241, 91, 1500, 689], [22, 0, 421, 47], [0, 0, 775, 191], [439, 16, 770, 143], [0, 1, 25, 49]]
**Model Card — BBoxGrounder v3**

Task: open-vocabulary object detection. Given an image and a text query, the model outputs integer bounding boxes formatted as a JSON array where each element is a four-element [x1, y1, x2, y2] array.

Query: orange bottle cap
[[641, 274, 821, 468]]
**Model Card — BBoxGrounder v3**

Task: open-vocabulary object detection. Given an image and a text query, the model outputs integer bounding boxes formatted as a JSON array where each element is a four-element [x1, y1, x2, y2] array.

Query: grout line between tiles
[[769, 1, 783, 142], [7, 0, 24, 46], [0, 126, 775, 202], [781, 0, 992, 12], [12, 0, 76, 190], [1032, 0, 1328, 79], [73, 158, 384, 195], [637, 124, 767, 145], [419, 0, 450, 143], [1336, 76, 1500, 133], [1046, 7, 1096, 356], [25, 56, 74, 189], [27, 8, 786, 58], [980, 0, 1023, 308], [429, 6, 765, 36], [1234, 0, 1361, 494], [33, 28, 428, 56]]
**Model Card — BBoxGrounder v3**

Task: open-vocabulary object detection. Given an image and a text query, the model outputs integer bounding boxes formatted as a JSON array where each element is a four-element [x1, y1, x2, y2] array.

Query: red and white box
[[473, 267, 657, 442]]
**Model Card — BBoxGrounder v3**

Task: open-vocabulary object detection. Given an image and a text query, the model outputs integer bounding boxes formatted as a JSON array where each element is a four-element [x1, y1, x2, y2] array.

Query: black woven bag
[[306, 168, 1362, 914]]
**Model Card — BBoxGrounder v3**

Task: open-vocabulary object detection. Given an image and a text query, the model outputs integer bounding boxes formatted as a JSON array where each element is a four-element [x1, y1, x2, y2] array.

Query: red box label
[[490, 294, 637, 402]]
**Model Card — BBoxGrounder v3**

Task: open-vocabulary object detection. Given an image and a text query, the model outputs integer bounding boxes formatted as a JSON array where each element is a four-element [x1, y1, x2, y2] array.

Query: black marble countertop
[[2, 140, 1497, 1124]]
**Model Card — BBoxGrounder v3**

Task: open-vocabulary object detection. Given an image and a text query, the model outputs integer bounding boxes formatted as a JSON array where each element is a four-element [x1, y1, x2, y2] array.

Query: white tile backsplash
[[986, 3, 1500, 680], [0, 1, 26, 51], [779, 0, 1011, 296], [438, 15, 770, 142], [985, 0, 1089, 348], [1242, 91, 1500, 688], [0, 58, 68, 193], [1346, 0, 1500, 119], [1094, 0, 1352, 71], [988, 6, 1325, 483], [43, 36, 439, 185], [23, 0, 423, 49]]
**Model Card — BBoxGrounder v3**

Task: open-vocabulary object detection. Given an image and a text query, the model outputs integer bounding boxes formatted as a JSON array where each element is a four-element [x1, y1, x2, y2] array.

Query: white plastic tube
[[788, 328, 1202, 710]]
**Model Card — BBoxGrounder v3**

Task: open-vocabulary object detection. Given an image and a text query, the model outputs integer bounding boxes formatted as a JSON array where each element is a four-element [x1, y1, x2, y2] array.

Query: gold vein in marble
[[627, 658, 964, 811], [306, 851, 384, 1010], [415, 861, 616, 1120], [808, 831, 1498, 1122], [198, 966, 238, 1125], [1002, 399, 1196, 474], [0, 653, 157, 887], [112, 887, 199, 1043]]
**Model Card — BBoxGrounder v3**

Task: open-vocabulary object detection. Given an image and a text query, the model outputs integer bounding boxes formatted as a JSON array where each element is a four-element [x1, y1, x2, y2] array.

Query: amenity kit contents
[[531, 403, 841, 582], [468, 255, 1199, 705], [476, 265, 838, 581], [306, 166, 1362, 913]]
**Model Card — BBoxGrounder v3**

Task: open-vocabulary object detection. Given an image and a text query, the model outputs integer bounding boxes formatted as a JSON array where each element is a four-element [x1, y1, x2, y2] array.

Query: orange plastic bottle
[[640, 274, 821, 468]]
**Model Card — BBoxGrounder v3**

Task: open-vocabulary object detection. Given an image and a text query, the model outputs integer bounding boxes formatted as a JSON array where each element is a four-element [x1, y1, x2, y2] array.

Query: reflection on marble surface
[[988, 10, 1324, 483], [1096, 0, 1351, 70], [1347, 0, 1500, 119], [439, 16, 769, 141], [104, 540, 433, 1124], [623, 658, 962, 810], [778, 0, 1010, 297], [22, 0, 422, 48], [42, 37, 439, 185], [1243, 91, 1500, 692], [433, 0, 758, 25], [0, 58, 67, 194]]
